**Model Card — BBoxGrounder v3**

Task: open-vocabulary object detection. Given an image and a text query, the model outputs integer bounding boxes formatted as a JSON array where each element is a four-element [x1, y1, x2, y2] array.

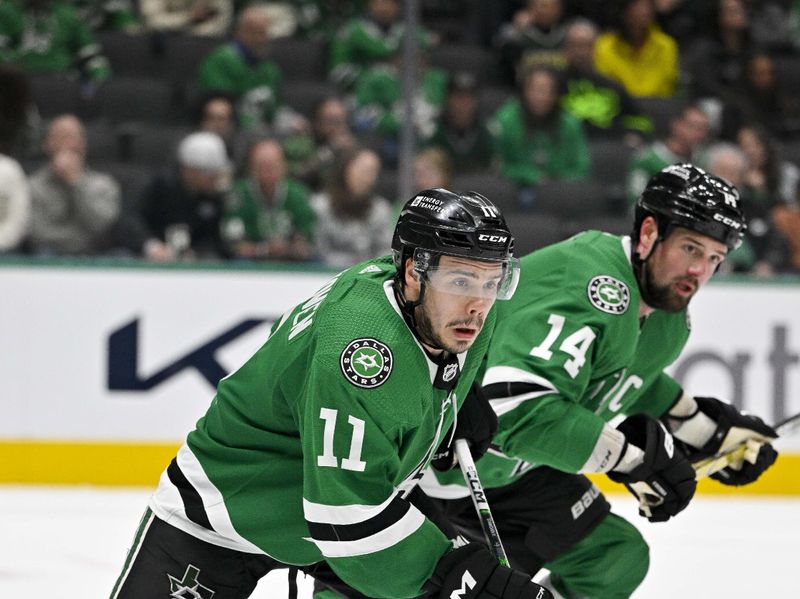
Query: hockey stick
[[454, 438, 510, 567], [631, 410, 800, 514]]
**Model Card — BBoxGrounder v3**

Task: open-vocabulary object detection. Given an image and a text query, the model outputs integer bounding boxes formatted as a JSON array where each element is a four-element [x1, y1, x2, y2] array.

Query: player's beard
[[639, 262, 695, 312], [414, 303, 484, 355]]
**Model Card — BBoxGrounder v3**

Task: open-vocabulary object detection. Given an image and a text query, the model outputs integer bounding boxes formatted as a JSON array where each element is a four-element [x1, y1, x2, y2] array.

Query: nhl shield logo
[[341, 338, 393, 388], [587, 275, 630, 315], [442, 363, 459, 382]]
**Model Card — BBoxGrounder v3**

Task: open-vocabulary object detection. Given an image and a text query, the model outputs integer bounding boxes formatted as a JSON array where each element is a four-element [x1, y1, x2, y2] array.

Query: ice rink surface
[[1, 485, 798, 599]]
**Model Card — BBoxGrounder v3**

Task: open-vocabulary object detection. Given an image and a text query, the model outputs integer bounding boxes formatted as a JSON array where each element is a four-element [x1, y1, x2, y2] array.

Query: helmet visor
[[413, 248, 521, 301]]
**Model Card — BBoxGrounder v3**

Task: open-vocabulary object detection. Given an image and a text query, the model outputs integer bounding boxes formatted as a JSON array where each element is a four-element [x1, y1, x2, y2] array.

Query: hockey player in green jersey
[[109, 188, 554, 599], [413, 164, 779, 599]]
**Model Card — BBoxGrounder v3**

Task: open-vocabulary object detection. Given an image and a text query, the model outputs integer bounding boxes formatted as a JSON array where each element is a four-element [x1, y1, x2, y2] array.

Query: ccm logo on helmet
[[713, 213, 743, 229], [478, 234, 508, 243]]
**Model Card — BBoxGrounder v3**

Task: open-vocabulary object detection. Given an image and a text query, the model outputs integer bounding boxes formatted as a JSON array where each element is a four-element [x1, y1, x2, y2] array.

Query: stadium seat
[[451, 170, 520, 215], [508, 212, 569, 255], [281, 80, 340, 119], [92, 77, 174, 125], [589, 138, 636, 214], [478, 84, 514, 117], [164, 34, 221, 89], [122, 125, 192, 166], [96, 31, 166, 78], [29, 74, 82, 118], [774, 54, 800, 97], [533, 179, 610, 219], [429, 43, 495, 82], [269, 36, 328, 81], [374, 168, 400, 203], [85, 120, 120, 162], [97, 161, 157, 209], [636, 97, 684, 139]]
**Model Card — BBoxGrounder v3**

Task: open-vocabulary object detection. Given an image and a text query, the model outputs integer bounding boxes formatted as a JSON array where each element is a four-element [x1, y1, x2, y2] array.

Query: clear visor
[[413, 248, 521, 301]]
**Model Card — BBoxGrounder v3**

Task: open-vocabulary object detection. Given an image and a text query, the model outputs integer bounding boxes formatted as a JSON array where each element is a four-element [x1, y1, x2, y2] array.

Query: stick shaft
[[455, 439, 509, 567], [691, 409, 800, 479]]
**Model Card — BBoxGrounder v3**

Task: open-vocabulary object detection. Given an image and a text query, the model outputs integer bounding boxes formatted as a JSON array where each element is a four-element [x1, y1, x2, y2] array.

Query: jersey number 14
[[530, 314, 596, 378]]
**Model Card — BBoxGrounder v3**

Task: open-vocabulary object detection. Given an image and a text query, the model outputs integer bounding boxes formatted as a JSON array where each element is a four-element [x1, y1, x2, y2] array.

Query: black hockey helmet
[[633, 163, 746, 251], [392, 188, 519, 300]]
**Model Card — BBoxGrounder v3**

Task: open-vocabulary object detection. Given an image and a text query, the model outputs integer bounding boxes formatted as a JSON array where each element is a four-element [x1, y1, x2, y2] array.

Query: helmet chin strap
[[394, 272, 446, 353]]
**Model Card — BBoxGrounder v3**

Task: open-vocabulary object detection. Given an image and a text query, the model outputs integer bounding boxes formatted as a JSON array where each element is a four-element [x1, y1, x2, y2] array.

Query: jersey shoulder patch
[[340, 338, 394, 388], [586, 275, 630, 315]]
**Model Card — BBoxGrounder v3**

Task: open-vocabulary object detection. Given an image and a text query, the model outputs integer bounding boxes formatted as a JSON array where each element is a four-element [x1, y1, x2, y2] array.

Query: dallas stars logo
[[167, 565, 214, 599], [341, 338, 393, 388], [587, 275, 630, 315]]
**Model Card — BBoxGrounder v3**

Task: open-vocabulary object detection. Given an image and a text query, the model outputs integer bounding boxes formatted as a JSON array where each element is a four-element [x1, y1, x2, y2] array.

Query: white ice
[[1, 485, 797, 598]]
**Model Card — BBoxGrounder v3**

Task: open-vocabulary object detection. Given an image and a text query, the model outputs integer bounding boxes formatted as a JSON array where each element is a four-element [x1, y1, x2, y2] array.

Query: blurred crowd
[[2, 0, 800, 274]]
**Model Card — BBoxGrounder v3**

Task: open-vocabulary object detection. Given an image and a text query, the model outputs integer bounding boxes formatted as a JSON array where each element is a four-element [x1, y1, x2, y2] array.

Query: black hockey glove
[[424, 544, 553, 599], [681, 397, 778, 486], [431, 384, 498, 471], [608, 414, 697, 523]]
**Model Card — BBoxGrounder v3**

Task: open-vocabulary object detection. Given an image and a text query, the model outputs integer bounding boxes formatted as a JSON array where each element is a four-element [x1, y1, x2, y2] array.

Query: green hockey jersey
[[424, 232, 689, 495], [149, 256, 495, 598]]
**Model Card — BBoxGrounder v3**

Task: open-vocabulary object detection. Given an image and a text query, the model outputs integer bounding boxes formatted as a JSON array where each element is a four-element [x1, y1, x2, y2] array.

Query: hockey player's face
[[641, 227, 727, 312], [407, 256, 501, 354]]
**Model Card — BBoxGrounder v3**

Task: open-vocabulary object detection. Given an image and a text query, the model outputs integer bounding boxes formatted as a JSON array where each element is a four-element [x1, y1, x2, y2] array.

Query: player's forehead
[[436, 255, 504, 275], [668, 227, 728, 255]]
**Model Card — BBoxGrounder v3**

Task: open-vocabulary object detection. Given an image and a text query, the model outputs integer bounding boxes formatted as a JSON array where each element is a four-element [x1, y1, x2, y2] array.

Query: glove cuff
[[671, 409, 718, 450]]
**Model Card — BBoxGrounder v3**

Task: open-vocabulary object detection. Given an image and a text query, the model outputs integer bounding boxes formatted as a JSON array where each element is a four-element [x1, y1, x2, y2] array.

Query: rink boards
[[2, 261, 799, 494]]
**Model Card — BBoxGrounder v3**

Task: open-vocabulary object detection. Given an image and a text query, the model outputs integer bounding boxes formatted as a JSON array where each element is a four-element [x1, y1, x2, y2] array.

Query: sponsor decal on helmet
[[663, 164, 694, 180], [341, 338, 393, 388], [477, 234, 508, 244], [713, 212, 743, 229], [587, 275, 630, 315], [409, 195, 445, 213]]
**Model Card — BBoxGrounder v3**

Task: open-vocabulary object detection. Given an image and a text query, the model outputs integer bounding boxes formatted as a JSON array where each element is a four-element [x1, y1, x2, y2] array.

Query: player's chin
[[664, 291, 691, 312], [441, 335, 475, 355]]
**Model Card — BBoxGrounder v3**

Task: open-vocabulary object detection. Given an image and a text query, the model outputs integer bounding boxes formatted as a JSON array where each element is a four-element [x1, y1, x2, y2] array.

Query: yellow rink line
[[1, 440, 799, 495]]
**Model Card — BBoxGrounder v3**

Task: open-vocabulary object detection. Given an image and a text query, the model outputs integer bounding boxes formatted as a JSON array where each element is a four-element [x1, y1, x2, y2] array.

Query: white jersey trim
[[418, 468, 471, 499], [482, 366, 558, 417], [482, 365, 558, 390], [149, 444, 266, 555], [303, 491, 398, 525], [306, 504, 426, 558]]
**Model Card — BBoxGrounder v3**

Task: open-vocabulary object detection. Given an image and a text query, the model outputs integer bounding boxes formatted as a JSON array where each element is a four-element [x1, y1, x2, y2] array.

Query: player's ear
[[638, 216, 659, 255], [404, 258, 422, 301]]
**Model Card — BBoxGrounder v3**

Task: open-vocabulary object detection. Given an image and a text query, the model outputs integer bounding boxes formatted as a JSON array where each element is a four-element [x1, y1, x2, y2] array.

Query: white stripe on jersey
[[418, 468, 471, 500], [482, 365, 559, 390], [149, 444, 266, 555], [482, 365, 558, 417], [303, 491, 399, 525], [305, 503, 426, 558]]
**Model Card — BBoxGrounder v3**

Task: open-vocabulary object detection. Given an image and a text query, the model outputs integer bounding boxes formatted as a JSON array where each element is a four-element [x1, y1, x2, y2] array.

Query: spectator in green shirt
[[329, 0, 404, 87], [223, 139, 316, 261], [199, 4, 303, 134], [0, 0, 111, 86], [491, 64, 590, 196]]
